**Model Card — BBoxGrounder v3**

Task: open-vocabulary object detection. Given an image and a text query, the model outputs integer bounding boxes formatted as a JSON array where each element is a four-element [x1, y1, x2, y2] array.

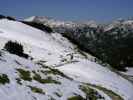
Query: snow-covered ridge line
[[25, 16, 98, 28], [25, 16, 133, 30]]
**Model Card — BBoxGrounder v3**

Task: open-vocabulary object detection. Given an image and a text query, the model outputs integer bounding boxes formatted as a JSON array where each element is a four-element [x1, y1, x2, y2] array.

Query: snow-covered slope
[[57, 60, 133, 100], [0, 19, 91, 64], [0, 19, 133, 100]]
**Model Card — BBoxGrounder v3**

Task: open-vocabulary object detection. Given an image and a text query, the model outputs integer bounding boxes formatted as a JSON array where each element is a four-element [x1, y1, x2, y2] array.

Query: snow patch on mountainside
[[57, 59, 133, 100]]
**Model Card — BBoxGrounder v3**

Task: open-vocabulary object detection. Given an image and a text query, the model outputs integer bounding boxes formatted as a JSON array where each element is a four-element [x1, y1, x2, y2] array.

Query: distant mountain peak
[[25, 16, 98, 28]]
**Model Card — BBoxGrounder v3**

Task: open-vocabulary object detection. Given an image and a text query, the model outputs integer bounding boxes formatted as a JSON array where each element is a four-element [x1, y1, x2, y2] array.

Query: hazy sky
[[0, 0, 133, 22]]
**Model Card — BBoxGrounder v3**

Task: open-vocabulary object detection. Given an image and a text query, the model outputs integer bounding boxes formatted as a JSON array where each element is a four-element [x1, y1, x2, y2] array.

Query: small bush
[[68, 95, 85, 100], [28, 85, 45, 94], [80, 85, 104, 100], [33, 71, 61, 84], [16, 68, 32, 81], [4, 41, 29, 59], [0, 74, 10, 85], [45, 68, 71, 79], [91, 84, 123, 100]]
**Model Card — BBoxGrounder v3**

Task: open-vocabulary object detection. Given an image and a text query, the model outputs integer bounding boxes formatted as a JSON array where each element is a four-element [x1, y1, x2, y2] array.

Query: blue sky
[[0, 0, 133, 22]]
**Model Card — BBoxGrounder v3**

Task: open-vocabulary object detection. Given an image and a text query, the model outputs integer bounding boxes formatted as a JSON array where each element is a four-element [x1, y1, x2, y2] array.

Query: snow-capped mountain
[[0, 16, 133, 100], [25, 16, 133, 34], [104, 18, 133, 32], [25, 16, 98, 29]]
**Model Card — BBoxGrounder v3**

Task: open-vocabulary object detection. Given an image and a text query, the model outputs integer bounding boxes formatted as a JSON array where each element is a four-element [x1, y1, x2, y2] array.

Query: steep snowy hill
[[0, 18, 133, 100], [25, 16, 133, 71]]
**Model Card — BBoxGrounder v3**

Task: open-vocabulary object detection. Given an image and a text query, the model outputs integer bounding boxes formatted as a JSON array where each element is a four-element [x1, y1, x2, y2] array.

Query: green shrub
[[46, 68, 72, 80], [0, 74, 10, 85], [33, 71, 61, 84], [80, 85, 104, 100], [16, 69, 32, 81], [4, 41, 29, 59], [68, 95, 85, 100], [91, 84, 123, 100], [28, 85, 45, 94], [80, 84, 123, 100]]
